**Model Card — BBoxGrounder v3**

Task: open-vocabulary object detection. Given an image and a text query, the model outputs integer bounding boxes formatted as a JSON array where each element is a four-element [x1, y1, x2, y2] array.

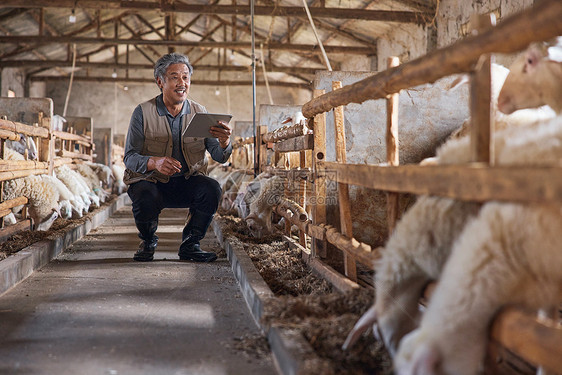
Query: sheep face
[[245, 213, 270, 239], [374, 274, 426, 357], [498, 41, 562, 114]]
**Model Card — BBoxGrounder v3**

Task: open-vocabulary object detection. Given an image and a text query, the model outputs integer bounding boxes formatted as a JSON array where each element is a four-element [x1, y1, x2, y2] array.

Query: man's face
[[158, 63, 191, 105]]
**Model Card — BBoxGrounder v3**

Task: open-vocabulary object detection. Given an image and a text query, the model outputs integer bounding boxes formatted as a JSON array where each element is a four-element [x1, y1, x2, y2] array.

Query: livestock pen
[[210, 1, 562, 373]]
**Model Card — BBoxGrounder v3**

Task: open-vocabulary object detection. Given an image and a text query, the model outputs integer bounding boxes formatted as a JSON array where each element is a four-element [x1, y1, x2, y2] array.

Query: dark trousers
[[127, 175, 222, 224]]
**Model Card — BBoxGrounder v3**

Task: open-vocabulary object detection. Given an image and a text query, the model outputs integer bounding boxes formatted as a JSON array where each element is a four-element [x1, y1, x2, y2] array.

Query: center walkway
[[0, 204, 276, 375]]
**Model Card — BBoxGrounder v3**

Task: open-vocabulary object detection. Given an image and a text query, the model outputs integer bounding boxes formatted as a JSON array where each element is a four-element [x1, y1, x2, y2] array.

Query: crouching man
[[123, 52, 232, 262]]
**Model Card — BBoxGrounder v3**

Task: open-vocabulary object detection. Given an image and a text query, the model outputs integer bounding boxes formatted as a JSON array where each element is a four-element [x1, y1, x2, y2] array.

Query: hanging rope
[[260, 43, 274, 105], [302, 0, 332, 71], [62, 43, 76, 117]]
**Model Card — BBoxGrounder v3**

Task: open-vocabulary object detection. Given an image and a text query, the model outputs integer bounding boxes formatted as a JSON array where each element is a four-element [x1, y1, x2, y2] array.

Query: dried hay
[[215, 213, 393, 374]]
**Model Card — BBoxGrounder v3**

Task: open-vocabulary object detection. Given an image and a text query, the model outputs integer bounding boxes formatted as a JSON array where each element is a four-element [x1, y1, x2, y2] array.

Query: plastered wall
[[0, 68, 25, 97], [314, 70, 469, 247]]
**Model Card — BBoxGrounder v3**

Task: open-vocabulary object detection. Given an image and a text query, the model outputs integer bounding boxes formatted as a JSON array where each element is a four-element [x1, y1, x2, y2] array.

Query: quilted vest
[[123, 97, 208, 185]]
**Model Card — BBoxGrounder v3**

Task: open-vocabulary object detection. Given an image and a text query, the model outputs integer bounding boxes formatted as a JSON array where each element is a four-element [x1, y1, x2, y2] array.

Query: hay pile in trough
[[216, 212, 392, 375], [0, 195, 118, 260]]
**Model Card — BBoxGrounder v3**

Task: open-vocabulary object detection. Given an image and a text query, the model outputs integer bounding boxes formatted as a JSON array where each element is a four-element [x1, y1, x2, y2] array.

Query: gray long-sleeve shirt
[[124, 94, 232, 176]]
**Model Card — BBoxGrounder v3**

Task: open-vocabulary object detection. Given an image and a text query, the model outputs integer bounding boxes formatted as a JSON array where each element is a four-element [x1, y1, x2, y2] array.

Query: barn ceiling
[[0, 0, 436, 91]]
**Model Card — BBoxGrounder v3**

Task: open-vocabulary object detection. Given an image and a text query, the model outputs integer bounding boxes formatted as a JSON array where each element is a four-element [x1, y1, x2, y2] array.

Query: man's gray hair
[[154, 53, 193, 85]]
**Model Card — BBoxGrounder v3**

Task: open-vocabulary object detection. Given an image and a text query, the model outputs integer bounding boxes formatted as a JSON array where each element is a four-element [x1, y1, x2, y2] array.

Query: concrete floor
[[0, 205, 277, 375]]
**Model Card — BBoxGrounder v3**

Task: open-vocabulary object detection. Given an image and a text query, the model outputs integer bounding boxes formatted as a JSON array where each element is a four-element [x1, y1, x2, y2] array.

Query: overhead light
[[111, 70, 117, 79], [215, 87, 220, 96], [123, 86, 129, 91], [69, 9, 76, 23]]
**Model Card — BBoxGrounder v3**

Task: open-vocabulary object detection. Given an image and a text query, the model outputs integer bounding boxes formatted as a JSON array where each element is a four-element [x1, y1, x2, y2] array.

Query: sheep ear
[[411, 344, 441, 375]]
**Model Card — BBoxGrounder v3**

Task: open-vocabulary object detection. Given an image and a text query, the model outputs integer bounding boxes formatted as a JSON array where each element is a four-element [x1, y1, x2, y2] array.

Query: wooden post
[[312, 89, 327, 258], [299, 150, 307, 248], [37, 112, 54, 175], [386, 57, 400, 234], [332, 81, 357, 281], [469, 13, 495, 164], [257, 125, 268, 174]]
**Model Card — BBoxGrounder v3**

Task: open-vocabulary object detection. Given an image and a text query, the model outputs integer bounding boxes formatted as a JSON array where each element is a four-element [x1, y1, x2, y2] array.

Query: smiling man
[[123, 53, 232, 263]]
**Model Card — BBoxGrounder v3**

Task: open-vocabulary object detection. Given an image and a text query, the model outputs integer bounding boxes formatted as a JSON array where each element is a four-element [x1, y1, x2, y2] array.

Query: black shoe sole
[[133, 255, 154, 262], [178, 254, 218, 263]]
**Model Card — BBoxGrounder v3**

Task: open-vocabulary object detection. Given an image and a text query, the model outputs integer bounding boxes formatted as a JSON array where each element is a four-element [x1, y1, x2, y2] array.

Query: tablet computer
[[185, 113, 233, 138]]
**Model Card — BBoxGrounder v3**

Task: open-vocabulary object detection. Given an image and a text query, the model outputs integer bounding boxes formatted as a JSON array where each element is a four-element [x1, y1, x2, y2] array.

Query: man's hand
[[147, 156, 182, 176], [210, 121, 232, 149]]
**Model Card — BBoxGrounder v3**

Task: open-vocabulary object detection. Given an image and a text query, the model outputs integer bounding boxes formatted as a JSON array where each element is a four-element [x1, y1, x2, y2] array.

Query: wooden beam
[[320, 162, 562, 204], [302, 0, 562, 118], [0, 197, 27, 211], [491, 307, 562, 373], [0, 59, 320, 75], [273, 134, 314, 153], [0, 119, 50, 138], [0, 160, 49, 172], [30, 75, 312, 89], [386, 57, 400, 234], [332, 80, 356, 281], [1, 1, 431, 22], [0, 168, 48, 182], [0, 35, 376, 54]]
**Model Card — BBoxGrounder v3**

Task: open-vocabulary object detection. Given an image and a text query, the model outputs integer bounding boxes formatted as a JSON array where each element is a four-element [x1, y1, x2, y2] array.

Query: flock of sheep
[[339, 38, 562, 374], [210, 37, 562, 374], [1, 140, 126, 232]]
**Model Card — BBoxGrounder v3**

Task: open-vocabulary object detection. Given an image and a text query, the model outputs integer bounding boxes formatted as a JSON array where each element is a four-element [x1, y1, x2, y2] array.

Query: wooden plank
[[53, 157, 74, 167], [332, 80, 356, 282], [0, 129, 20, 141], [320, 162, 562, 204], [56, 149, 93, 161], [0, 219, 32, 242], [0, 35, 376, 55], [0, 196, 28, 211], [301, 0, 562, 118], [0, 160, 49, 171], [491, 307, 562, 374], [0, 119, 49, 138], [52, 130, 92, 143], [1, 1, 430, 22], [470, 14, 494, 164], [323, 224, 381, 268], [386, 57, 400, 235], [273, 134, 314, 153], [298, 150, 307, 248], [0, 168, 48, 181], [312, 89, 327, 259]]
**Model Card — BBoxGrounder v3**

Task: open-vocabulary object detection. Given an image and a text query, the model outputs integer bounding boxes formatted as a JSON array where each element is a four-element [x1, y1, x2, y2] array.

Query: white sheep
[[55, 165, 92, 214], [498, 37, 562, 115], [394, 202, 562, 375], [76, 163, 108, 203], [394, 114, 562, 374], [245, 175, 284, 238], [111, 163, 127, 195], [87, 162, 114, 189], [41, 174, 85, 219], [2, 175, 60, 231], [343, 196, 481, 356]]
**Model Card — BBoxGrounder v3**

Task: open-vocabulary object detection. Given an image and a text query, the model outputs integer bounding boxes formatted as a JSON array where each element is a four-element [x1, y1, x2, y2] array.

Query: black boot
[[179, 210, 217, 262], [133, 220, 158, 262]]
